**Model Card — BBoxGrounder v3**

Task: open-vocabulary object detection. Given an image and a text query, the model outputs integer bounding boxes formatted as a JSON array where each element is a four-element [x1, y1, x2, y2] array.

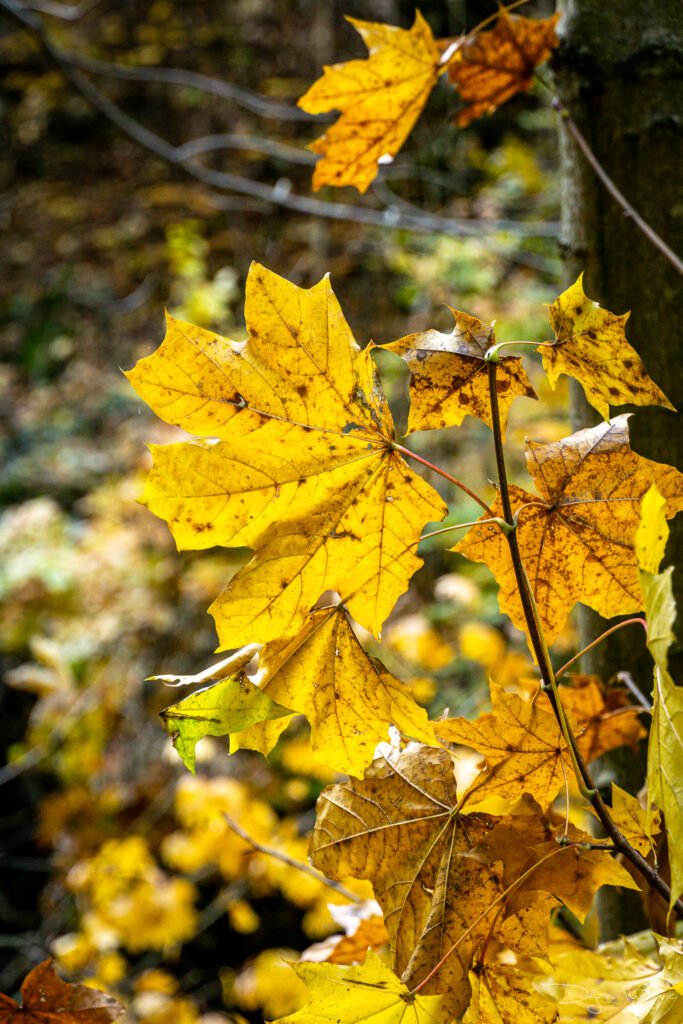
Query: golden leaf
[[455, 416, 683, 645], [380, 310, 535, 436], [560, 675, 646, 764], [468, 812, 640, 924], [607, 784, 661, 858], [543, 276, 675, 422], [310, 744, 505, 1015], [637, 484, 670, 576], [127, 263, 446, 647], [539, 936, 683, 1024], [298, 12, 445, 193], [448, 11, 559, 127], [463, 963, 557, 1024], [272, 952, 446, 1024], [435, 683, 573, 810], [231, 605, 436, 777]]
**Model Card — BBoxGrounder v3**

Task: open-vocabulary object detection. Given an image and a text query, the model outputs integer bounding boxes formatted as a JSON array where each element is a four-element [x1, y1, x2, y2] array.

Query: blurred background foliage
[[0, 0, 576, 1019]]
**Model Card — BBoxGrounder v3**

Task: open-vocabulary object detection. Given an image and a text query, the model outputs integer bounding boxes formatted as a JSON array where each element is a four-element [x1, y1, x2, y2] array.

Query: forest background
[[0, 0, 660, 1020]]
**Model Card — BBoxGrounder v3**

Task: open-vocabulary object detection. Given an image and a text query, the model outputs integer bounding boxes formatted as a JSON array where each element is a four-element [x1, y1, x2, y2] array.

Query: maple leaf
[[380, 310, 536, 436], [605, 784, 661, 858], [311, 743, 539, 1016], [298, 12, 446, 193], [157, 647, 292, 774], [560, 674, 646, 764], [539, 937, 683, 1024], [468, 811, 640, 924], [230, 604, 437, 777], [463, 963, 558, 1024], [542, 276, 675, 422], [435, 683, 573, 810], [0, 960, 123, 1023], [448, 11, 559, 127], [127, 263, 446, 648], [455, 416, 683, 644], [272, 952, 445, 1024]]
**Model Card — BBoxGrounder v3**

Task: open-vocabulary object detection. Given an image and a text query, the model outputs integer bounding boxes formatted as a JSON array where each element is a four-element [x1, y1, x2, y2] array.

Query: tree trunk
[[554, 0, 683, 938]]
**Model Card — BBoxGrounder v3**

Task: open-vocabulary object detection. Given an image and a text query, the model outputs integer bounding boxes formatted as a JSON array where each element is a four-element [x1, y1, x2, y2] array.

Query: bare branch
[[0, 0, 559, 249], [24, 0, 101, 20], [224, 813, 362, 904], [177, 132, 316, 165]]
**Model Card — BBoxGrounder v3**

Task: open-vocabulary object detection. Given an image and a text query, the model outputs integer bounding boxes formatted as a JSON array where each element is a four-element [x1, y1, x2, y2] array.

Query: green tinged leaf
[[160, 665, 291, 773]]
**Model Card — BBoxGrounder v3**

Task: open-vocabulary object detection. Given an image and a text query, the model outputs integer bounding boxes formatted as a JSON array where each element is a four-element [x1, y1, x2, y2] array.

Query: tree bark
[[554, 0, 683, 938]]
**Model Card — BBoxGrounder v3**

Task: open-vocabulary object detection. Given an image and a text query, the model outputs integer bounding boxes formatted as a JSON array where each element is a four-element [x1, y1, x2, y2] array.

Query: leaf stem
[[393, 443, 493, 515], [555, 618, 648, 680], [485, 359, 683, 918], [484, 339, 554, 360], [420, 518, 512, 543]]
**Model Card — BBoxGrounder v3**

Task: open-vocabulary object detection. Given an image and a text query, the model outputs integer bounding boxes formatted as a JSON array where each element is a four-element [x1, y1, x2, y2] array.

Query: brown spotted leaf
[[463, 963, 558, 1024], [0, 960, 124, 1023], [455, 416, 683, 645], [542, 275, 675, 421], [310, 743, 506, 1016], [468, 813, 640, 924], [435, 683, 573, 810], [380, 310, 536, 436], [448, 11, 559, 127], [298, 12, 446, 192], [127, 263, 446, 648]]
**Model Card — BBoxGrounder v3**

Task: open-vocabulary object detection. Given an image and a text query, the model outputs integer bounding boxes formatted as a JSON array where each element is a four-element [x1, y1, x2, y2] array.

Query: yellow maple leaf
[[560, 675, 646, 764], [542, 276, 675, 421], [272, 952, 445, 1024], [231, 604, 437, 777], [605, 784, 661, 858], [468, 812, 640, 924], [455, 416, 683, 645], [380, 309, 536, 437], [298, 12, 445, 193], [539, 936, 683, 1024], [463, 962, 557, 1024], [310, 743, 507, 1016], [448, 11, 559, 127], [435, 683, 573, 810], [126, 263, 446, 648]]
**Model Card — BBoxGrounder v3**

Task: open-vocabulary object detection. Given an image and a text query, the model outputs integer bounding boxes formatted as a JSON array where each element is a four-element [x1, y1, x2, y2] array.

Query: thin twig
[[0, 0, 559, 245], [555, 618, 648, 679], [223, 814, 362, 904], [484, 356, 683, 918], [551, 95, 683, 276], [613, 670, 653, 712]]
